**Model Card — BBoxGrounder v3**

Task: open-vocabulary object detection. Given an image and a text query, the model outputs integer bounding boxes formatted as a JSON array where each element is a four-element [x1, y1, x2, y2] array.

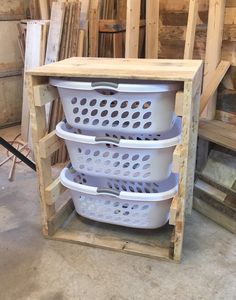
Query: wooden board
[[202, 0, 226, 119], [27, 57, 203, 81], [125, 0, 141, 58], [145, 0, 159, 58], [199, 120, 236, 151], [45, 2, 66, 64], [21, 21, 49, 142], [184, 0, 198, 59]]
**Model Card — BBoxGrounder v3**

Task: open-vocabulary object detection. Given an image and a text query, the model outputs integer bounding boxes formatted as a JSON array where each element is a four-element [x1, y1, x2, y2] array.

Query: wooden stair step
[[199, 120, 236, 151]]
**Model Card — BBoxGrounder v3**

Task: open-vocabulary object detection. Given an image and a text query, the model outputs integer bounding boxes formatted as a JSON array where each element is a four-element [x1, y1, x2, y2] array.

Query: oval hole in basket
[[92, 119, 99, 125], [104, 160, 111, 165], [129, 186, 135, 192], [122, 203, 129, 208], [82, 108, 88, 115], [122, 154, 129, 160], [101, 110, 108, 117], [111, 111, 119, 118], [122, 121, 130, 128], [100, 100, 107, 107], [114, 169, 121, 175], [113, 153, 119, 158], [133, 172, 140, 178], [85, 149, 91, 155], [112, 120, 119, 127], [131, 101, 139, 109], [102, 120, 109, 126], [132, 154, 139, 161], [132, 112, 140, 119], [144, 122, 152, 129], [90, 99, 97, 106], [80, 98, 87, 105], [142, 205, 149, 210], [83, 118, 89, 124], [122, 185, 127, 191], [123, 162, 130, 168], [110, 100, 118, 107], [113, 161, 120, 167], [143, 112, 151, 119], [75, 117, 80, 123], [133, 163, 140, 169], [71, 97, 77, 104], [77, 148, 82, 153], [143, 101, 151, 109], [120, 101, 128, 108], [142, 155, 150, 161], [121, 111, 129, 118], [94, 150, 100, 156], [105, 169, 111, 174], [131, 204, 139, 209], [133, 122, 140, 128], [103, 151, 110, 157], [73, 107, 79, 114], [123, 211, 129, 215], [91, 109, 98, 116]]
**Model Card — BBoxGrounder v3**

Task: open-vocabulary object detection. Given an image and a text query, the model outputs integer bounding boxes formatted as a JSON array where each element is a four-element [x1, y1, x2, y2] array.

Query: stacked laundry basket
[[50, 78, 182, 229]]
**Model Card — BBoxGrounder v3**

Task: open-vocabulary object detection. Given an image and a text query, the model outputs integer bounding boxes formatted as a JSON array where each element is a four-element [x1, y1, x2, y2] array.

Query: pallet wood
[[202, 0, 226, 119], [125, 0, 141, 58], [145, 0, 159, 58], [21, 21, 49, 142], [45, 2, 66, 64], [198, 120, 236, 151], [184, 0, 198, 59], [27, 58, 202, 262]]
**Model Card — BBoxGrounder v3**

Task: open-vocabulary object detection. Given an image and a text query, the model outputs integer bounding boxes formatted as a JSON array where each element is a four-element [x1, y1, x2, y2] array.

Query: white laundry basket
[[60, 166, 178, 229], [50, 78, 181, 134], [56, 118, 181, 182]]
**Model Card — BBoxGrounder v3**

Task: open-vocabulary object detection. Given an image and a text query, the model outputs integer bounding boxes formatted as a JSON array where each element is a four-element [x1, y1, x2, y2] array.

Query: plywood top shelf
[[27, 57, 203, 81]]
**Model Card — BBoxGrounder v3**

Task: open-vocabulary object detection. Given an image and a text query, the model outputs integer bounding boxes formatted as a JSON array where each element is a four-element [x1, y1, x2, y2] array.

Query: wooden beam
[[200, 60, 230, 114], [45, 1, 65, 64], [34, 84, 58, 107], [125, 0, 141, 58], [145, 0, 159, 58], [39, 130, 63, 158], [169, 196, 178, 225], [184, 0, 198, 59], [88, 0, 100, 57], [172, 145, 183, 173], [45, 177, 67, 205], [202, 0, 226, 119], [39, 0, 49, 19]]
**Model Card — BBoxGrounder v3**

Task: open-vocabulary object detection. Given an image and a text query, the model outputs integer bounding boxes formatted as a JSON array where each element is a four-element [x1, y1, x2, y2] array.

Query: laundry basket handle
[[95, 136, 120, 144], [91, 82, 119, 90], [97, 188, 120, 196]]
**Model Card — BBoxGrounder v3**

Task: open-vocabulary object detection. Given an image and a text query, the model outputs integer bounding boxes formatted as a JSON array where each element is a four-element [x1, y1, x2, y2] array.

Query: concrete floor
[[0, 126, 236, 300]]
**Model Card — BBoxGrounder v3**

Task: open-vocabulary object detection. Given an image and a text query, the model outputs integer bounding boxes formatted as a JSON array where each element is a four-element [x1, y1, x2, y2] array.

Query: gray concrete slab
[[0, 127, 235, 300]]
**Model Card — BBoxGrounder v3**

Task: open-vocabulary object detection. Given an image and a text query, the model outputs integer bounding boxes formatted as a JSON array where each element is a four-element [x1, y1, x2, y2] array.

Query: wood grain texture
[[145, 0, 159, 58], [184, 0, 198, 59], [125, 0, 141, 58]]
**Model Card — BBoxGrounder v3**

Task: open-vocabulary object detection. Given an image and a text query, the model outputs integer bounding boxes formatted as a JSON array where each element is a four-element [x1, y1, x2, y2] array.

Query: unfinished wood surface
[[21, 21, 49, 142], [27, 57, 203, 81], [89, 0, 100, 57], [125, 0, 141, 58], [193, 197, 236, 233], [45, 2, 66, 64], [27, 58, 203, 262], [49, 210, 172, 260], [39, 0, 49, 19], [202, 0, 226, 119], [200, 60, 230, 114], [27, 75, 55, 231], [34, 84, 58, 107], [215, 110, 236, 125], [184, 0, 198, 59], [199, 120, 236, 151], [145, 0, 159, 58]]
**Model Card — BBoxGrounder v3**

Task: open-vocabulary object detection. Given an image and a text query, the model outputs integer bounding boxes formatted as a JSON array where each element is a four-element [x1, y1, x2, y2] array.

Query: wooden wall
[[0, 0, 25, 128], [158, 0, 236, 65]]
